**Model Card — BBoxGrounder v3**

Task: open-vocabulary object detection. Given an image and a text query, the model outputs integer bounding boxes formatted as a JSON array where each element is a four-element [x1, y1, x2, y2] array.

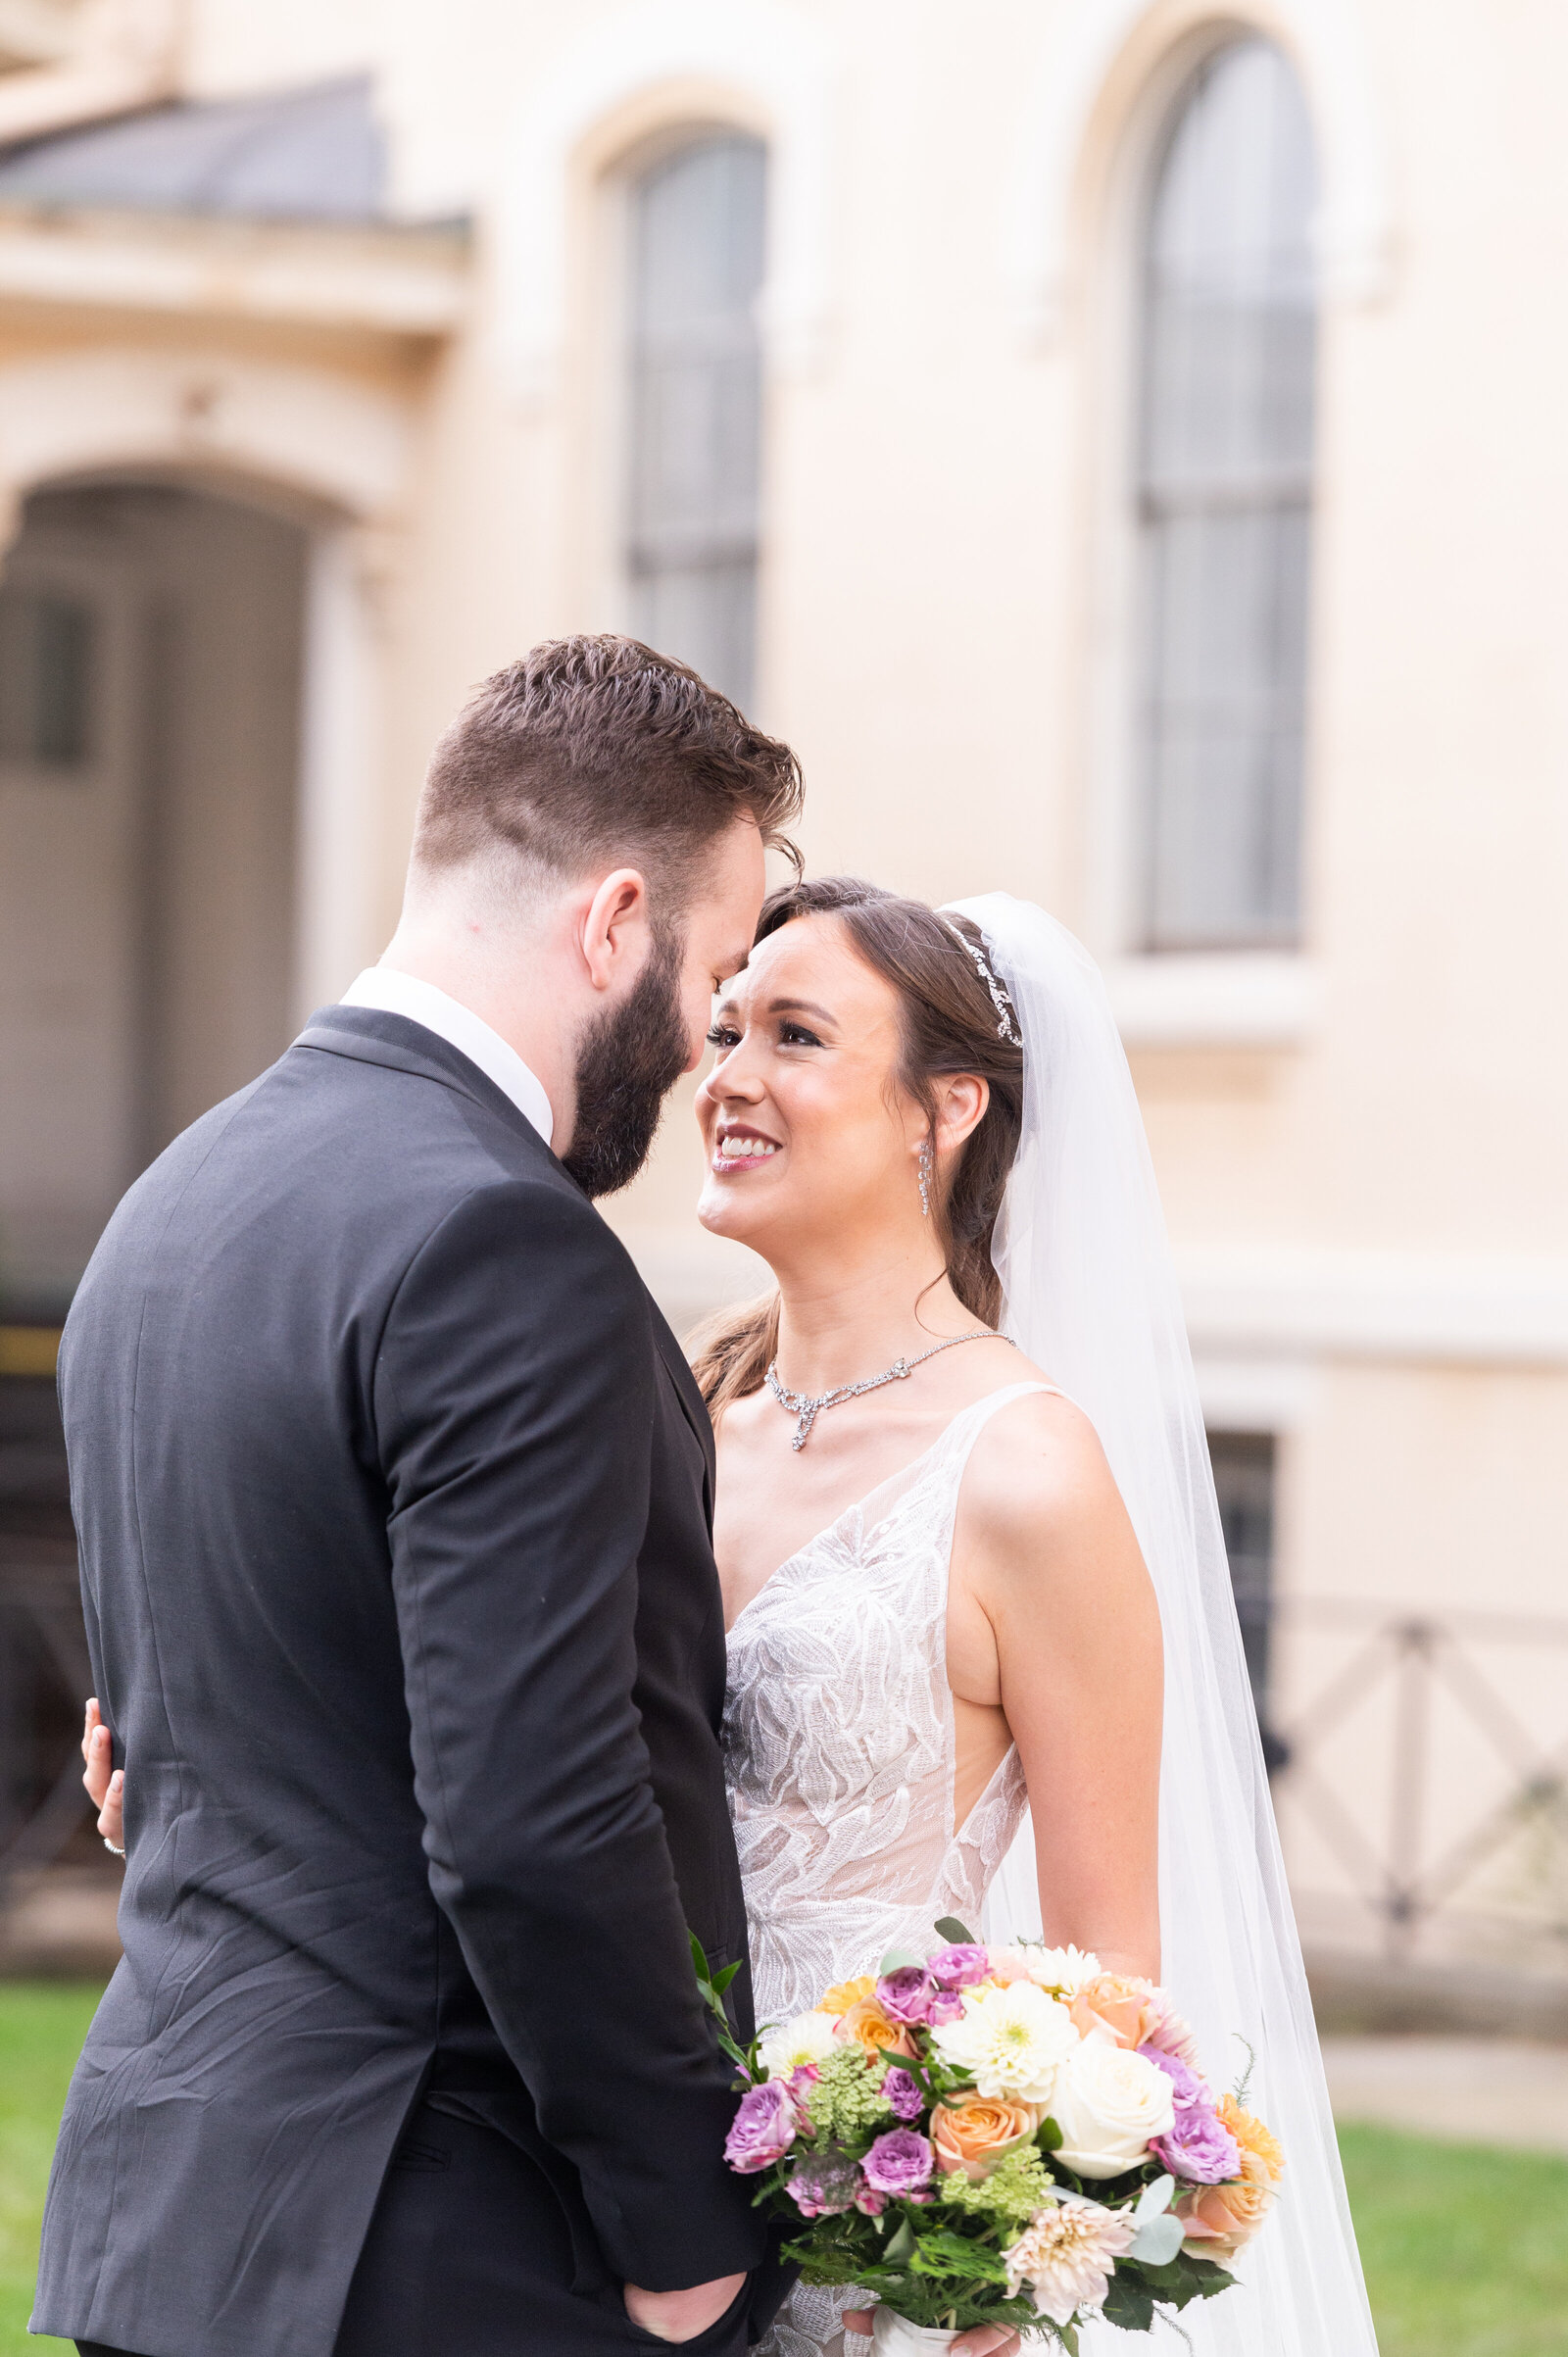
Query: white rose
[[1048, 2037, 1176, 2180], [929, 1980, 1078, 2104], [759, 2010, 839, 2079]]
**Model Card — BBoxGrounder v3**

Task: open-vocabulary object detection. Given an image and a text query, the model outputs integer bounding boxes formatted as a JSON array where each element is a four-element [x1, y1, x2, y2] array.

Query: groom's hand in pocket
[[624, 2271, 748, 2342]]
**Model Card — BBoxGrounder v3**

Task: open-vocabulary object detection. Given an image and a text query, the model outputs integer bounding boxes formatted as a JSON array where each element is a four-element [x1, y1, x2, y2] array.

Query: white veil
[[946, 896, 1377, 2357]]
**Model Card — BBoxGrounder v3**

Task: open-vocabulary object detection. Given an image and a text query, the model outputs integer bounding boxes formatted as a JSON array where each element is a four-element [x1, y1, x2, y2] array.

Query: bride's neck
[[768, 1241, 977, 1397]]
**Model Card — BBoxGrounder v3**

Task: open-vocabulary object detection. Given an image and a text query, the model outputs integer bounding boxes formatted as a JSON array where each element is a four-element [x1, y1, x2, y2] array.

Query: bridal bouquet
[[696, 1925, 1283, 2353]]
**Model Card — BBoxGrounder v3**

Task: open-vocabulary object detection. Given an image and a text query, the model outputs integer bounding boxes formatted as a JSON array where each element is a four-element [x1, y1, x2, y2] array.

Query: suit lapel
[[648, 1300, 716, 1510]]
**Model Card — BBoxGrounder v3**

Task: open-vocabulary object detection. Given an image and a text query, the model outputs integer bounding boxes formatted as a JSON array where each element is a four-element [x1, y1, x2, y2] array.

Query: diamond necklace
[[764, 1329, 1014, 1451]]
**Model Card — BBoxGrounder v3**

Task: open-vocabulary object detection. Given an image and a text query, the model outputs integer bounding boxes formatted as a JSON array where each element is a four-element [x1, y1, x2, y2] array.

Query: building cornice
[[0, 203, 469, 338], [1179, 1250, 1568, 1372], [613, 1229, 1568, 1378]]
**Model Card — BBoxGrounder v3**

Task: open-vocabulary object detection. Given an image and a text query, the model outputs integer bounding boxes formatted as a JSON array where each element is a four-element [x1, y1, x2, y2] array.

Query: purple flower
[[925, 1987, 966, 2026], [1139, 2045, 1241, 2185], [876, 1966, 937, 2025], [1153, 2105, 1242, 2185], [882, 2066, 925, 2122], [861, 2128, 936, 2197], [787, 2150, 860, 2217], [725, 2080, 801, 2174], [929, 1942, 992, 1990], [1139, 2043, 1206, 2110]]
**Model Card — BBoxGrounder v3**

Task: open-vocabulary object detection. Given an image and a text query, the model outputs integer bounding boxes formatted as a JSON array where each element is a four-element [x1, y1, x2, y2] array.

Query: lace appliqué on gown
[[724, 1384, 1051, 2357]]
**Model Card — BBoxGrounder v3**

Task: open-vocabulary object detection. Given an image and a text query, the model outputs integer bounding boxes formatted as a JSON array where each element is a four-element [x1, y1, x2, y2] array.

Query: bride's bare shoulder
[[958, 1377, 1144, 1593]]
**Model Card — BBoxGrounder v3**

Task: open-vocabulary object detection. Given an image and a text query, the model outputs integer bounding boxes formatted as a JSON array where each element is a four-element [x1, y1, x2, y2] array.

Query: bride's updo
[[691, 876, 1025, 1411]]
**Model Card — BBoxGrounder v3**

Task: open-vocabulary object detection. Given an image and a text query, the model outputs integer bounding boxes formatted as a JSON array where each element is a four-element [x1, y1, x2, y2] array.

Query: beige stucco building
[[0, 0, 1563, 1990]]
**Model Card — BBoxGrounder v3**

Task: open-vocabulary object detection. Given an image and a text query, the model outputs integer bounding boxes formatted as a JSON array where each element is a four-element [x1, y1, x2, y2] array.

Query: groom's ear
[[578, 867, 652, 993]]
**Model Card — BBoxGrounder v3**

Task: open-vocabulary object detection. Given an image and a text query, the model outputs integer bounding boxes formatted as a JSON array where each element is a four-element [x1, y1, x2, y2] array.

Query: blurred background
[[0, 0, 1564, 2347]]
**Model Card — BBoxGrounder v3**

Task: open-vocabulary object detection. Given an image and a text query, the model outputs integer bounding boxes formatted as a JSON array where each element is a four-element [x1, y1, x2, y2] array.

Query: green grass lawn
[[0, 1985, 99, 2357], [2, 1987, 1566, 2355], [1337, 2121, 1568, 2357]]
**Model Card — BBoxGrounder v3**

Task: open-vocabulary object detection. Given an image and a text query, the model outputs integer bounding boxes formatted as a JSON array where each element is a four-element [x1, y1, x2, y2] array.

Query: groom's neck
[[373, 880, 582, 1144]]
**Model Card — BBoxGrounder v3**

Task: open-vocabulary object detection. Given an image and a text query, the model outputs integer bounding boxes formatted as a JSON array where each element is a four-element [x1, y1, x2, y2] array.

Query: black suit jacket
[[34, 1007, 765, 2357]]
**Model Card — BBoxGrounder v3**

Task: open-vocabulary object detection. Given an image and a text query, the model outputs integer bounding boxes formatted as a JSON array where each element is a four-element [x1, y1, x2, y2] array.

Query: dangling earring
[[917, 1137, 933, 1217]]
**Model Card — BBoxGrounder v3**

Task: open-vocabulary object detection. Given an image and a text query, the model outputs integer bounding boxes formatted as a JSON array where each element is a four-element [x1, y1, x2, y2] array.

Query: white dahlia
[[758, 2010, 839, 2080], [1004, 2194, 1137, 2327], [991, 1942, 1103, 1999], [929, 1979, 1077, 2104]]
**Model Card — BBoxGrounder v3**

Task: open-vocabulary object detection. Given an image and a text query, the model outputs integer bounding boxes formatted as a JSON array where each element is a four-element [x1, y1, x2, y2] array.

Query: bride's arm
[[82, 1698, 124, 1852], [956, 1395, 1163, 1982]]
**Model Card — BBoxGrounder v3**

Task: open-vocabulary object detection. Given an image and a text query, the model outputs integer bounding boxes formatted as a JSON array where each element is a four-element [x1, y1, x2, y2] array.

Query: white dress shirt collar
[[338, 968, 554, 1148]]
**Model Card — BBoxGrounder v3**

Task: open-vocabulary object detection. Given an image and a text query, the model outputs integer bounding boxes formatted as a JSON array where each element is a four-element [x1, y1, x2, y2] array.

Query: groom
[[34, 638, 803, 2357]]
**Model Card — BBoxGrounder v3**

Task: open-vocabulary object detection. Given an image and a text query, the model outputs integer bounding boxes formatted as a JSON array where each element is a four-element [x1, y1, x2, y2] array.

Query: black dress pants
[[333, 2100, 755, 2357], [77, 2102, 775, 2357]]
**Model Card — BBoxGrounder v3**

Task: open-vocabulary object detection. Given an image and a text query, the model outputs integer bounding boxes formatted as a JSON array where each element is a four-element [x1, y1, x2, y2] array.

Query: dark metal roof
[[0, 75, 387, 223]]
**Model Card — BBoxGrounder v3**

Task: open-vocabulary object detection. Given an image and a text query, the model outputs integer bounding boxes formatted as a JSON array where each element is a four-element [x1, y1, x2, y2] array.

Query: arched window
[[1137, 39, 1317, 950], [625, 133, 765, 709]]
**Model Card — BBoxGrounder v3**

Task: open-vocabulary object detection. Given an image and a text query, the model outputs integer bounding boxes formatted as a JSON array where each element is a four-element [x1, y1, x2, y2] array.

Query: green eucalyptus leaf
[[879, 1948, 925, 1975], [932, 1917, 975, 1945], [1128, 2212, 1184, 2265]]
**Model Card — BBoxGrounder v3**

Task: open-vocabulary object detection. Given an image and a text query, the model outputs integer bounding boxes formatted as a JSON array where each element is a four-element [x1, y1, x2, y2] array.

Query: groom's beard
[[560, 929, 689, 1199]]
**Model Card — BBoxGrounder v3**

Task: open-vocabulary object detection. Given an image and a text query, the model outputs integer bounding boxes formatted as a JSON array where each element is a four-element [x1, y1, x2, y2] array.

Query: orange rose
[[1175, 2152, 1276, 2260], [835, 1995, 915, 2060], [931, 2097, 1041, 2181], [1068, 1973, 1162, 2052], [1218, 2094, 1285, 2184], [821, 1976, 875, 2018]]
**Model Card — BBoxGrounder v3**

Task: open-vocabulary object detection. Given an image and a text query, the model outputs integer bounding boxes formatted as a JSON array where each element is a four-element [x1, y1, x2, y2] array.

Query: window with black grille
[[1207, 1429, 1288, 1771], [0, 588, 93, 768]]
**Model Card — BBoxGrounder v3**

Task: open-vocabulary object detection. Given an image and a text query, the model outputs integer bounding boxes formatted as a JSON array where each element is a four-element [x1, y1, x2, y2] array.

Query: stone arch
[[0, 348, 413, 542], [495, 0, 839, 405], [1004, 0, 1396, 345]]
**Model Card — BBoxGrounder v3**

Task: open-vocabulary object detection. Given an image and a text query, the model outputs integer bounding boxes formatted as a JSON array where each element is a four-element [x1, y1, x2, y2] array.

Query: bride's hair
[[690, 877, 1025, 1412]]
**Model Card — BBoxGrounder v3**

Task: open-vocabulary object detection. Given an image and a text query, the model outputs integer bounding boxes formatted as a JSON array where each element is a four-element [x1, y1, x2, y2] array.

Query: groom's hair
[[413, 635, 802, 908]]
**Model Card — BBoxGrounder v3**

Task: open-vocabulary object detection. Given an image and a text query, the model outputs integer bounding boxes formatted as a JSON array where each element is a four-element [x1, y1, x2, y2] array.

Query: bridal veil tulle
[[945, 897, 1378, 2357]]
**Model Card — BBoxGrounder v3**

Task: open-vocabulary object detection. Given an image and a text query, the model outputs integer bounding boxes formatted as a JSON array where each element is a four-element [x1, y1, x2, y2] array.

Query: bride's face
[[695, 913, 927, 1255]]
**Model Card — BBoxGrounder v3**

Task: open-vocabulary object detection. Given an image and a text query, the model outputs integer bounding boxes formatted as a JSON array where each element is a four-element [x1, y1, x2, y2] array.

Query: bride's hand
[[81, 1699, 124, 1852], [843, 2314, 1018, 2356]]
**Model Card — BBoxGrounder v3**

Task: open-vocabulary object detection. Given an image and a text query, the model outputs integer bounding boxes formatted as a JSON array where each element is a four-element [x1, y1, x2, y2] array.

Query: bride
[[689, 876, 1375, 2357], [84, 876, 1375, 2357]]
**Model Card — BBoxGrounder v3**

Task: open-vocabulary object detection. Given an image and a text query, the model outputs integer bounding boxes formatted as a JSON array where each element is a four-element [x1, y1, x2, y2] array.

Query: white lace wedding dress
[[723, 1382, 1052, 2357]]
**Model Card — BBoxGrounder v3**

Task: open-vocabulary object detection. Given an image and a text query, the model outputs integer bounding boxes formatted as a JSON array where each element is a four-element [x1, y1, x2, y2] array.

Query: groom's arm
[[374, 1177, 764, 2292]]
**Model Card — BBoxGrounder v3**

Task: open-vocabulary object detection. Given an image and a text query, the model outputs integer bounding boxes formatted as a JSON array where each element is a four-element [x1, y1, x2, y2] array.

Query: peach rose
[[821, 1975, 875, 2018], [931, 2096, 1041, 2181], [835, 1994, 915, 2060], [1175, 2151, 1277, 2260], [1218, 2094, 1285, 2184], [1068, 1974, 1163, 2052]]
